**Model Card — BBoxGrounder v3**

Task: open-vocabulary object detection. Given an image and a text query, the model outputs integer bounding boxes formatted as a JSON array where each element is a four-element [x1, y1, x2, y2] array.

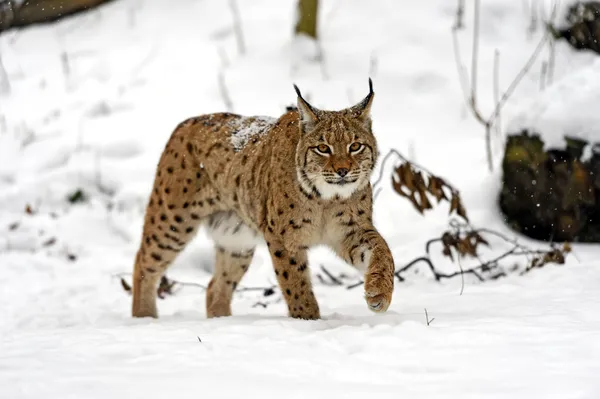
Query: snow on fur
[[228, 115, 277, 152]]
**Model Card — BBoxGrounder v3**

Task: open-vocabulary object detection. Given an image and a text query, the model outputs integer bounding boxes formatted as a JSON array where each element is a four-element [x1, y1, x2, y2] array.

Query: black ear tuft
[[293, 84, 303, 99], [346, 78, 375, 126], [294, 83, 319, 130]]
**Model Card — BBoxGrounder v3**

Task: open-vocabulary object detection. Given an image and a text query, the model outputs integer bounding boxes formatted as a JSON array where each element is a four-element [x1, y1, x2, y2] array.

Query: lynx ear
[[293, 84, 319, 132], [348, 78, 374, 127]]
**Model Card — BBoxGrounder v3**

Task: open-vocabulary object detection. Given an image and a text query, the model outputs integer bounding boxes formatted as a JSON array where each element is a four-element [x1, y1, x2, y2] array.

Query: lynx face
[[295, 81, 378, 199]]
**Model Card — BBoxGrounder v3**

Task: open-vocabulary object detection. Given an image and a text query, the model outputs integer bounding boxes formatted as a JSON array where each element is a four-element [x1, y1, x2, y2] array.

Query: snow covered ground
[[1, 0, 599, 398]]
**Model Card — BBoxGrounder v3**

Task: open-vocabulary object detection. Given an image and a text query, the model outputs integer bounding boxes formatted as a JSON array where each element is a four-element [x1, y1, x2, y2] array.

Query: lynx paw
[[364, 272, 393, 312]]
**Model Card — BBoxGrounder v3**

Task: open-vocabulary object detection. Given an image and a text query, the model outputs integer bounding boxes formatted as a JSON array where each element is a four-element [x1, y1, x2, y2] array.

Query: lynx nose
[[336, 168, 349, 177]]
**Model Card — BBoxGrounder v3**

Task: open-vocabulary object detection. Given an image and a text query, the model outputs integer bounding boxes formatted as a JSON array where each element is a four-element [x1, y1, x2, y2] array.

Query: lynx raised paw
[[364, 272, 393, 312]]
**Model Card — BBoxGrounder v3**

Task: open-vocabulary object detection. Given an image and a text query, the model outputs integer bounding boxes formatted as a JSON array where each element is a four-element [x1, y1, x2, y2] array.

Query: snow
[[507, 57, 600, 150], [1, 0, 600, 398], [228, 115, 277, 152]]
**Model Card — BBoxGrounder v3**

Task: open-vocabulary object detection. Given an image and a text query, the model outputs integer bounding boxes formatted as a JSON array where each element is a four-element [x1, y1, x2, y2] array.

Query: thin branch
[[394, 256, 433, 280], [457, 254, 465, 295], [451, 28, 471, 107], [452, 1, 550, 173], [373, 149, 460, 199], [454, 0, 465, 30], [236, 285, 276, 293], [319, 264, 343, 285], [493, 49, 501, 140], [545, 1, 558, 86], [540, 61, 548, 91], [228, 0, 246, 55], [424, 308, 435, 326], [218, 71, 234, 112], [488, 32, 549, 126], [372, 148, 402, 195], [218, 46, 230, 69], [470, 0, 481, 113]]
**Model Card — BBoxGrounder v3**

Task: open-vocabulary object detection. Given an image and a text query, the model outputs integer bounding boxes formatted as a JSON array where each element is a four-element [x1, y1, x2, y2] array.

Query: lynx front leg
[[334, 226, 395, 312], [267, 243, 320, 320]]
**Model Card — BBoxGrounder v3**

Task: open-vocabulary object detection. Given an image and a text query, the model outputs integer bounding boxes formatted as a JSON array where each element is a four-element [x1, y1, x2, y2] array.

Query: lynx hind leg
[[132, 201, 206, 318], [132, 133, 220, 318], [204, 211, 262, 318]]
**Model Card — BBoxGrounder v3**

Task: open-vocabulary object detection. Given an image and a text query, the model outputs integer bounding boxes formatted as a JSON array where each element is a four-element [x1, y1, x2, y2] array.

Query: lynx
[[132, 79, 395, 320]]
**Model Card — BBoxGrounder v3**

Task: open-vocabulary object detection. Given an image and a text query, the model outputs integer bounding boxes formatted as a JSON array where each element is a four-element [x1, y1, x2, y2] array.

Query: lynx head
[[294, 79, 378, 200]]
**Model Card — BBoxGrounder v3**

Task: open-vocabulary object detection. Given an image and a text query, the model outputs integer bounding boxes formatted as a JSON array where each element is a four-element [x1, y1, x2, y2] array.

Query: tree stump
[[500, 131, 600, 242], [551, 1, 600, 55]]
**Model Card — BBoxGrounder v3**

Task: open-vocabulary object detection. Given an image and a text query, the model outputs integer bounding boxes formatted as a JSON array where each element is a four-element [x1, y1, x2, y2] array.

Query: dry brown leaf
[[428, 177, 447, 202], [391, 160, 469, 222]]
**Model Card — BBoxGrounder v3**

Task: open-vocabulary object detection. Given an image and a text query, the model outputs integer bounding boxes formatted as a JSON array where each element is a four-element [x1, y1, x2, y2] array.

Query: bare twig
[[528, 0, 539, 37], [452, 0, 550, 172], [454, 0, 465, 30], [424, 308, 435, 326], [488, 33, 549, 127], [540, 61, 548, 91], [218, 71, 234, 112], [394, 256, 434, 281], [218, 46, 230, 69], [319, 264, 343, 285], [236, 285, 276, 294], [470, 0, 481, 112], [228, 0, 245, 55], [457, 254, 465, 295], [545, 1, 558, 86], [373, 149, 459, 200], [493, 49, 501, 141], [451, 28, 471, 107], [547, 35, 555, 86]]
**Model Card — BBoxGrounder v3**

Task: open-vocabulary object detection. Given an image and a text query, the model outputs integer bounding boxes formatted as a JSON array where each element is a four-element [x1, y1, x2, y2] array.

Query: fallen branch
[[347, 218, 571, 291], [317, 264, 343, 286], [117, 273, 275, 300]]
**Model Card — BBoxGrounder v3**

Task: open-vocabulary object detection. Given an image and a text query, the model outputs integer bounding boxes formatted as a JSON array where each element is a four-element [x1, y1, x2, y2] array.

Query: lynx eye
[[349, 142, 363, 153], [315, 144, 331, 155]]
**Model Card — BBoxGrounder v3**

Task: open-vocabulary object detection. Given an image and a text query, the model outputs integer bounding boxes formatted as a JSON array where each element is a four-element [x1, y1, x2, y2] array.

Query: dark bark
[[500, 131, 600, 242], [1, 0, 115, 33], [295, 0, 318, 39], [550, 1, 600, 55]]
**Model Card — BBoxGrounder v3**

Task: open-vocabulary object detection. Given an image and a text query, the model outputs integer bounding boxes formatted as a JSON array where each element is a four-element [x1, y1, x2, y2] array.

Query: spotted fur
[[132, 80, 395, 320]]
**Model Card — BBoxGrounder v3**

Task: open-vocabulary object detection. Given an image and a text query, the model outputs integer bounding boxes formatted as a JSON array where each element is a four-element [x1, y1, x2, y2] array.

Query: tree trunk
[[295, 0, 318, 39], [1, 0, 115, 33]]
